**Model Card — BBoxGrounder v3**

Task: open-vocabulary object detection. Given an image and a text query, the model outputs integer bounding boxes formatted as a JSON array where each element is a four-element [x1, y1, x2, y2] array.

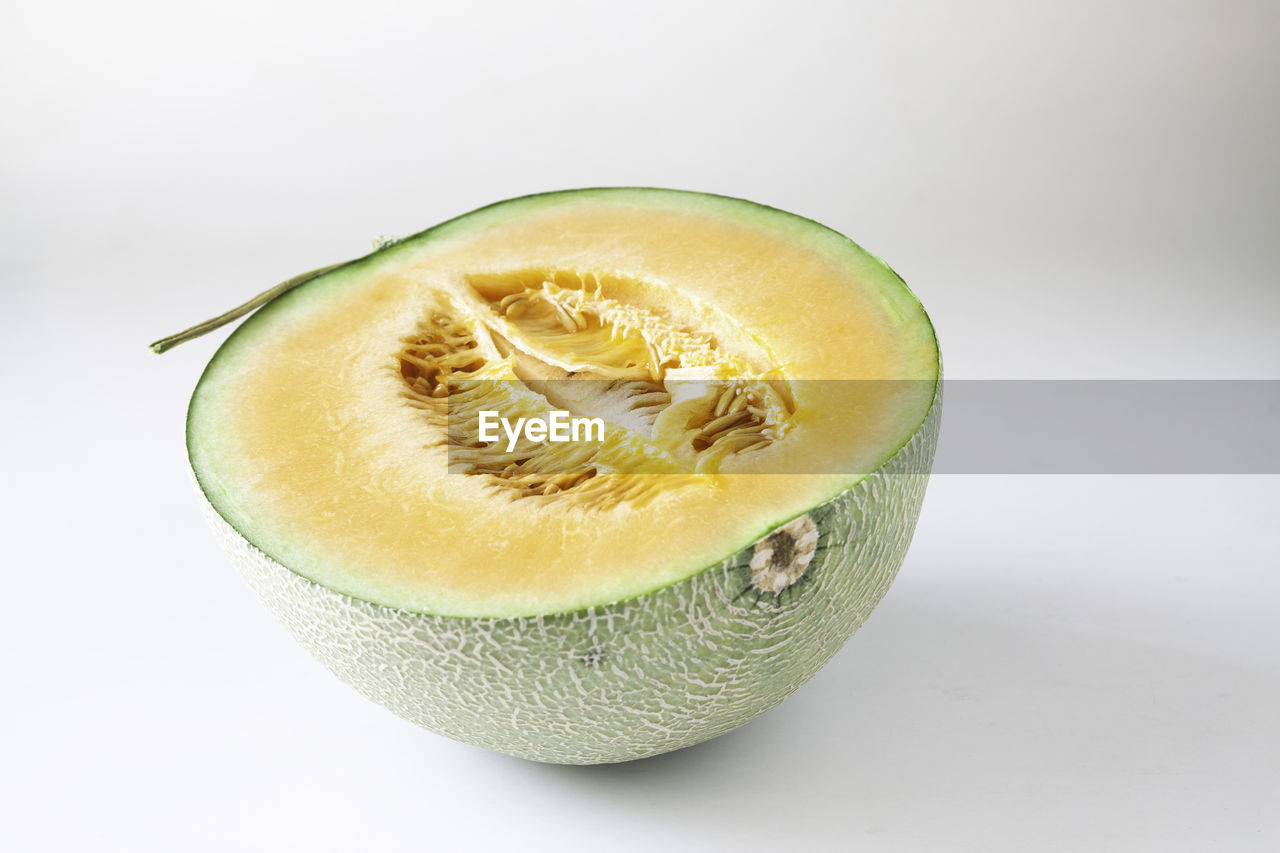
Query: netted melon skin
[[199, 389, 940, 765]]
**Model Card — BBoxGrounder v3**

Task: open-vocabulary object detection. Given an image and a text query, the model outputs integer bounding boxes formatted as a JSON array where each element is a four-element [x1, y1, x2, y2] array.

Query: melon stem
[[148, 263, 344, 354]]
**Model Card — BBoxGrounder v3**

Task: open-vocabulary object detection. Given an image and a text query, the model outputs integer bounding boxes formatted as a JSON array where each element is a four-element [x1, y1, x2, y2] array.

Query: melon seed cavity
[[396, 269, 798, 505]]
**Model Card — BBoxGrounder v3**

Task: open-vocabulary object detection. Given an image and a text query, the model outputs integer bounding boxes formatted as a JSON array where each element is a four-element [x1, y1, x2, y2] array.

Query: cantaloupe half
[[172, 188, 941, 764]]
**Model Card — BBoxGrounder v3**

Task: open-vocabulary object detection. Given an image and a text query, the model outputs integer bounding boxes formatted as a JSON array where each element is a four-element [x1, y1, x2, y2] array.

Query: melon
[[160, 188, 941, 764]]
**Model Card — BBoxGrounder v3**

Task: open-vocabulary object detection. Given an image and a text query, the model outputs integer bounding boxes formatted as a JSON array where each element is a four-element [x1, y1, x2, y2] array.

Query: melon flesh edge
[[187, 188, 940, 618], [197, 379, 940, 765]]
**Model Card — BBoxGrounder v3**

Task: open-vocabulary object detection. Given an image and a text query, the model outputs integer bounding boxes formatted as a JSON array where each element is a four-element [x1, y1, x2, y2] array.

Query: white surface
[[2, 1, 1277, 850]]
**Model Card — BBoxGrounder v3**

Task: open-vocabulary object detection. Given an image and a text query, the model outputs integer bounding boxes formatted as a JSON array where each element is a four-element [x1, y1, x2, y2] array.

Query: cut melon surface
[[189, 188, 938, 618], [178, 188, 941, 763]]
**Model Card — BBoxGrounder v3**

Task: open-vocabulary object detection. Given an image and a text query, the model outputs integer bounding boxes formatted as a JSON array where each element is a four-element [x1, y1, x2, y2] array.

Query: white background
[[2, 1, 1277, 850]]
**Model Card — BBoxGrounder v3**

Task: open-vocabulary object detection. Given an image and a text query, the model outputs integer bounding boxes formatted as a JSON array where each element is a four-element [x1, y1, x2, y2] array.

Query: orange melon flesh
[[188, 190, 938, 618]]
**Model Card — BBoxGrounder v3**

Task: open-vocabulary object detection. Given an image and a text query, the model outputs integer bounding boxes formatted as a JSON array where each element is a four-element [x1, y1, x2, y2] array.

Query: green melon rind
[[187, 187, 940, 619], [196, 379, 940, 764]]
